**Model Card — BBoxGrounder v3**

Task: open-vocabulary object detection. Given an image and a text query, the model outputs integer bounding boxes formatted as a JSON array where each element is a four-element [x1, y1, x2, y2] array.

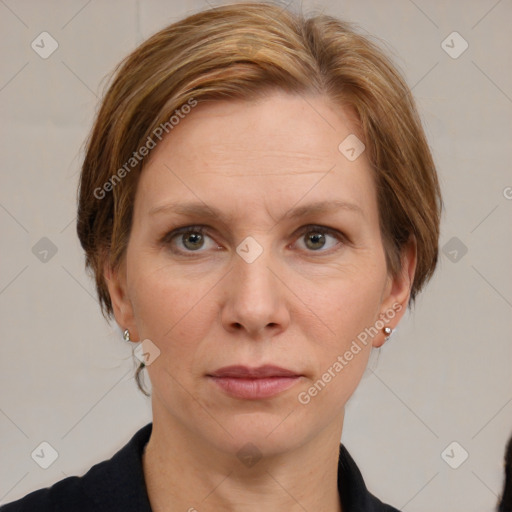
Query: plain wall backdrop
[[1, 0, 511, 510]]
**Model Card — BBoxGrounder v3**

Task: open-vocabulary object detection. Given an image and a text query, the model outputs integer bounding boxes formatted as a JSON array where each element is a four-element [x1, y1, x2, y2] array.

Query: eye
[[294, 225, 344, 253], [161, 224, 346, 255], [162, 226, 220, 254]]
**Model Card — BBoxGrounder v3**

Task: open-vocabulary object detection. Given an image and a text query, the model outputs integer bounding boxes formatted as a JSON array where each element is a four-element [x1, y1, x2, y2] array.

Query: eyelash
[[160, 224, 347, 256]]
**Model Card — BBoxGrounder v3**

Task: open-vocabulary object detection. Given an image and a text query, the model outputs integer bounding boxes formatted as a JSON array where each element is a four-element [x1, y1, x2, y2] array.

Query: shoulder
[[0, 475, 90, 512], [1, 423, 153, 512], [338, 444, 402, 512]]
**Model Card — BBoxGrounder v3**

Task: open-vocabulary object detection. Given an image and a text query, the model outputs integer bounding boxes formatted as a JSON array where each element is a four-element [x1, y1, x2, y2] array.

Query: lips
[[209, 365, 300, 378], [207, 365, 302, 400]]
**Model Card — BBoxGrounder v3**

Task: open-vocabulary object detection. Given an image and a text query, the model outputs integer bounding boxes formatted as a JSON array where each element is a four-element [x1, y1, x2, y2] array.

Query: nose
[[220, 244, 291, 338]]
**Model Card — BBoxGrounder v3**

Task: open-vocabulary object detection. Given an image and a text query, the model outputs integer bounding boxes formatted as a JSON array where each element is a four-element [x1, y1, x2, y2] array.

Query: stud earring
[[123, 329, 131, 342], [383, 326, 393, 340]]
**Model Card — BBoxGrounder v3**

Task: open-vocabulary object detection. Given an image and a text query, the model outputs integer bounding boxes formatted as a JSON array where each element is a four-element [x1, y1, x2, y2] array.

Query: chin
[[204, 410, 312, 459]]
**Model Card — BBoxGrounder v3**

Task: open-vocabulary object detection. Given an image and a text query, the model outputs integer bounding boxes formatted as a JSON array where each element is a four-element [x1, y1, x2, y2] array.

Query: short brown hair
[[77, 3, 442, 329]]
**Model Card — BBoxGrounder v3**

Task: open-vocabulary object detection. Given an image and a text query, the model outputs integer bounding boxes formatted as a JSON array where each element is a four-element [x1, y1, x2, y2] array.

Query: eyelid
[[294, 224, 346, 241], [160, 225, 212, 247]]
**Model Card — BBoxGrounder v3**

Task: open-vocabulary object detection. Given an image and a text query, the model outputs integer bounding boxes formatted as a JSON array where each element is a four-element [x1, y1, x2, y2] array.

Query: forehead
[[146, 90, 362, 163], [136, 91, 376, 221]]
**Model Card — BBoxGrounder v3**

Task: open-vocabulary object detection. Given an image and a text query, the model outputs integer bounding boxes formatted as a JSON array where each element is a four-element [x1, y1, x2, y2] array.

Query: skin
[[105, 90, 416, 512]]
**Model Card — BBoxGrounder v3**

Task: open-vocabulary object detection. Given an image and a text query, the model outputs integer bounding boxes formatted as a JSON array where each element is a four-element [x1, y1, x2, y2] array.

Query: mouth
[[207, 365, 303, 400]]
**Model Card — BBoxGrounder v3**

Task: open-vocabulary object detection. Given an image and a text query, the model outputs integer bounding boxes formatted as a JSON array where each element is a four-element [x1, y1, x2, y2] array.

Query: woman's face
[[106, 90, 414, 456]]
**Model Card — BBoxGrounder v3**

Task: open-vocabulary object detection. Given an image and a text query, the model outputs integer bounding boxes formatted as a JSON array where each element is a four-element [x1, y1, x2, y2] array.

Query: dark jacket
[[1, 422, 401, 511]]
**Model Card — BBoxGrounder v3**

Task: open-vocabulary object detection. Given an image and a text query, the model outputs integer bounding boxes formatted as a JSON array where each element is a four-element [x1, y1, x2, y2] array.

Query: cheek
[[303, 265, 385, 402], [127, 257, 216, 364], [315, 264, 385, 346]]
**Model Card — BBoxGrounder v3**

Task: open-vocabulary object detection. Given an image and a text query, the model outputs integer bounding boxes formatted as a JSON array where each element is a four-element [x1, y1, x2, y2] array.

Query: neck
[[142, 409, 344, 512]]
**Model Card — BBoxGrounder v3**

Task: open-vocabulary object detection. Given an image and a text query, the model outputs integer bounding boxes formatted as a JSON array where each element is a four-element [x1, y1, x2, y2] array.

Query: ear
[[373, 235, 417, 348], [104, 259, 140, 342]]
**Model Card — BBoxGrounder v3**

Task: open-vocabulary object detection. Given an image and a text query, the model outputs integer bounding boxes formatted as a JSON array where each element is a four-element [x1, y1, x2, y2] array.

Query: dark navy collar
[[338, 441, 401, 511]]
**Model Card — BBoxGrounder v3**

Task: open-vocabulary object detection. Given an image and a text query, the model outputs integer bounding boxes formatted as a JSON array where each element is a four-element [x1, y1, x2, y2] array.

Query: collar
[[79, 422, 399, 512]]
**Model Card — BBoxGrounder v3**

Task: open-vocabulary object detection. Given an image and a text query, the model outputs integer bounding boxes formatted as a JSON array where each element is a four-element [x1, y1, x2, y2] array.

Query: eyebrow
[[149, 199, 363, 222]]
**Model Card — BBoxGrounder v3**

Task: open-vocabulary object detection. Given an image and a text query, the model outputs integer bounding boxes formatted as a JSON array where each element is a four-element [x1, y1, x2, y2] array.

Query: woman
[[1, 2, 441, 511]]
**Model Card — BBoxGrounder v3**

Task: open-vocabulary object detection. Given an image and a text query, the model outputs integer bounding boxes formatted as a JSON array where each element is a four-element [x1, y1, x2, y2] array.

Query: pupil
[[184, 232, 203, 249], [307, 232, 325, 250]]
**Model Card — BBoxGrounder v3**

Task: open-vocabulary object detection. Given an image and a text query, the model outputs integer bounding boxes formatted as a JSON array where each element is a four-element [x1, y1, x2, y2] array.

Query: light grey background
[[1, 0, 511, 510]]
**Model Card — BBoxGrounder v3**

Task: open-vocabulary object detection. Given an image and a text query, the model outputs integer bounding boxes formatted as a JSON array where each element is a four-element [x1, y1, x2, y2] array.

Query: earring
[[383, 326, 393, 341], [123, 329, 131, 342]]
